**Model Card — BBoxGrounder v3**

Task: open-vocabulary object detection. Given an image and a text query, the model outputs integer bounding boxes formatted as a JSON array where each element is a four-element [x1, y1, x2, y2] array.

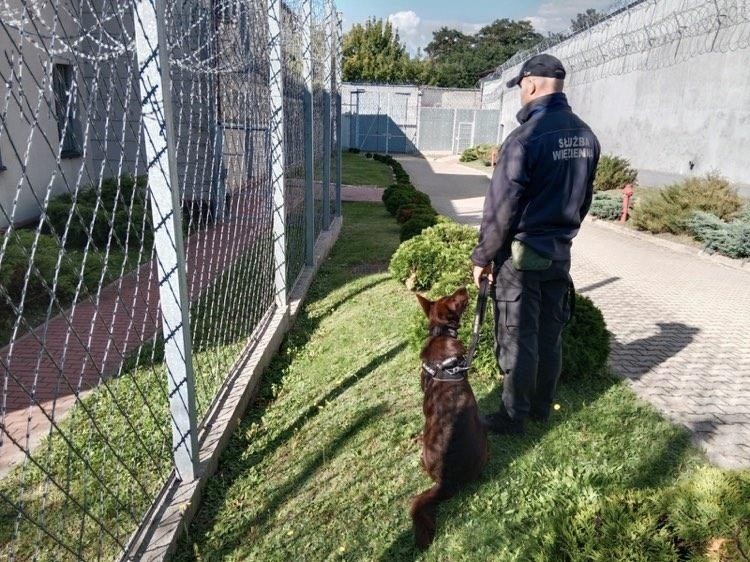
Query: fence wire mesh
[[0, 0, 339, 558]]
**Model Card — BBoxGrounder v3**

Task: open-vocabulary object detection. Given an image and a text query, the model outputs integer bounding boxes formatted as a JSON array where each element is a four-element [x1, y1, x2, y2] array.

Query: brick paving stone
[[400, 155, 750, 469]]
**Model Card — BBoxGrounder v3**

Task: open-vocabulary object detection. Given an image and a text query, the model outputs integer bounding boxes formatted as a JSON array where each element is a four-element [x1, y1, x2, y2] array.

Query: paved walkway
[[399, 155, 750, 469]]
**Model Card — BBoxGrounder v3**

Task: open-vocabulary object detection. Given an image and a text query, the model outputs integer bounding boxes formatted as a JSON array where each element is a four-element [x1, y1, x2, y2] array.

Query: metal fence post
[[134, 0, 198, 480], [268, 0, 287, 306], [302, 0, 315, 265], [321, 0, 333, 230], [334, 10, 343, 217]]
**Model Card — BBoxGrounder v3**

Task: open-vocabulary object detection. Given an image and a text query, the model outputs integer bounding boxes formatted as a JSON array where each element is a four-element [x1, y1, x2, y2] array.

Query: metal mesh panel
[[282, 1, 306, 289], [473, 110, 502, 145], [417, 108, 456, 152], [0, 0, 339, 557]]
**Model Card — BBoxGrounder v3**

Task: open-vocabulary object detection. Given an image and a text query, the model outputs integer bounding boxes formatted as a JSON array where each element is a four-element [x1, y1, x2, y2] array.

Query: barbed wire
[[484, 0, 750, 100], [0, 0, 339, 558]]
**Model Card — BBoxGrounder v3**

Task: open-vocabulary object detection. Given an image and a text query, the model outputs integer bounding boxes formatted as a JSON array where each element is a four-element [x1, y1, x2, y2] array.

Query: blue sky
[[338, 0, 614, 54]]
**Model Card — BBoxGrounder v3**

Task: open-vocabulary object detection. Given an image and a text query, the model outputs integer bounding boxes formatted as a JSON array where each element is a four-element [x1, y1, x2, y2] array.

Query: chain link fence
[[341, 83, 503, 155], [0, 0, 341, 558]]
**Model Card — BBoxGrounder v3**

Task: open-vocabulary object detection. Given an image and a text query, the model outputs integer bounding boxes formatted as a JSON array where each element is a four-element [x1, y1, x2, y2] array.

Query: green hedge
[[594, 154, 638, 191], [390, 221, 610, 380], [589, 192, 623, 221], [459, 144, 498, 166], [631, 175, 743, 234], [686, 210, 750, 259]]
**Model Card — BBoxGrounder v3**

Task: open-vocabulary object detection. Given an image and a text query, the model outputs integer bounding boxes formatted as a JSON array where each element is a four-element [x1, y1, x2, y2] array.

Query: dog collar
[[422, 356, 469, 382], [428, 325, 459, 339]]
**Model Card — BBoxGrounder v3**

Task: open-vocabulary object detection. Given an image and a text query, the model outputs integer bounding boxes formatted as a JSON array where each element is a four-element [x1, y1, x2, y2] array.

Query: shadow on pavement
[[612, 321, 700, 381]]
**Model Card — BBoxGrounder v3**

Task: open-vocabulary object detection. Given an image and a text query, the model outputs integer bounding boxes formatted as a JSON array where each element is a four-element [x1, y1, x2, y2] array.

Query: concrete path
[[399, 154, 750, 469]]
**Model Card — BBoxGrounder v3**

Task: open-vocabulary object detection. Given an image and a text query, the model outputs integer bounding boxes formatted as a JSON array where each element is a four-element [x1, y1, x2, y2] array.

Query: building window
[[52, 63, 82, 159]]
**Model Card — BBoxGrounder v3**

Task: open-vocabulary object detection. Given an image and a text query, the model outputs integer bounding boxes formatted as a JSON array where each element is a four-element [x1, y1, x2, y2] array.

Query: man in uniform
[[471, 54, 600, 434]]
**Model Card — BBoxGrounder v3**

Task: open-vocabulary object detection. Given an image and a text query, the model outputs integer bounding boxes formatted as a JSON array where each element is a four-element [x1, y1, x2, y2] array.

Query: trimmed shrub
[[389, 220, 479, 290], [365, 153, 373, 159], [383, 186, 430, 216], [589, 192, 623, 221], [396, 203, 436, 224], [41, 175, 151, 250], [594, 154, 638, 191], [392, 219, 610, 379], [460, 144, 498, 166], [348, 147, 361, 154], [400, 214, 438, 242], [631, 175, 744, 234], [686, 211, 750, 258], [561, 294, 610, 379]]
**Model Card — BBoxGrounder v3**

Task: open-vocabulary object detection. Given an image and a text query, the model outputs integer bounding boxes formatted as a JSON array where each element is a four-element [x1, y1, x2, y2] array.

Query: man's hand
[[473, 264, 493, 289]]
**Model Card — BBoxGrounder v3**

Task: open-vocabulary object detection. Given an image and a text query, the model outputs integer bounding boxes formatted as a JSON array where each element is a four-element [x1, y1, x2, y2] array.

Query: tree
[[423, 19, 542, 88], [571, 8, 604, 32], [342, 19, 420, 84]]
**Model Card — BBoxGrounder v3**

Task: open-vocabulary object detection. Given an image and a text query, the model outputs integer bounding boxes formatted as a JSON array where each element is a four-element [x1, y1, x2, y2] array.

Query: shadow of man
[[611, 322, 700, 381]]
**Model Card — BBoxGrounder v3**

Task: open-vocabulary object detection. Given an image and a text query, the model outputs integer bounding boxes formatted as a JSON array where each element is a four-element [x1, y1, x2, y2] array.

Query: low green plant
[[382, 186, 430, 216], [399, 214, 438, 242], [395, 203, 436, 224], [460, 144, 498, 165], [589, 192, 623, 221], [631, 175, 744, 234], [389, 219, 478, 290], [594, 154, 638, 191], [686, 211, 750, 258], [348, 147, 361, 154], [392, 219, 610, 379]]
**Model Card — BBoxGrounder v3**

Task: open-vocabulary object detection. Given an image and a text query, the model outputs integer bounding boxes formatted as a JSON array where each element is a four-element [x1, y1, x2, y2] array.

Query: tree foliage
[[342, 19, 423, 84], [342, 17, 542, 88], [571, 9, 605, 32]]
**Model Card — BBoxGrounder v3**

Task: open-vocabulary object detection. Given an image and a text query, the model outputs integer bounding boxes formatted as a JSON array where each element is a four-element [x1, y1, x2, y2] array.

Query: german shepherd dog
[[411, 287, 488, 550]]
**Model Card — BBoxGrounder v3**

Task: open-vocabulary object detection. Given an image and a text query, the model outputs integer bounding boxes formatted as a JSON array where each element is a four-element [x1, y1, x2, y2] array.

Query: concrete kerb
[[120, 216, 343, 562]]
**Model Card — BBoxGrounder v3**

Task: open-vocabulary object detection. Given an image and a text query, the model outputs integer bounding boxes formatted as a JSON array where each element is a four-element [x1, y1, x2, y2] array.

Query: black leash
[[464, 276, 491, 370]]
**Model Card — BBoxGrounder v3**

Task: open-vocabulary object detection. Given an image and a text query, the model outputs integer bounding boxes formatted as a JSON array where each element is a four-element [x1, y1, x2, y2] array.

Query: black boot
[[482, 408, 525, 435]]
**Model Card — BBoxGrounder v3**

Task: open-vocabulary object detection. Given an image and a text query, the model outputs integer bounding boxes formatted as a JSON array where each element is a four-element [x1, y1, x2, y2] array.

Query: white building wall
[[481, 0, 750, 193]]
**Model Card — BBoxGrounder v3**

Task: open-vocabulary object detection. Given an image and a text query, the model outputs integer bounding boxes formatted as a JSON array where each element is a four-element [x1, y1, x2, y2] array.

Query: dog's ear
[[415, 293, 433, 317]]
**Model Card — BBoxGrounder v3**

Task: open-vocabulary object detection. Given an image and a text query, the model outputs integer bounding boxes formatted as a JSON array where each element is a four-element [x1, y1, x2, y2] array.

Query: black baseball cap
[[506, 54, 566, 88]]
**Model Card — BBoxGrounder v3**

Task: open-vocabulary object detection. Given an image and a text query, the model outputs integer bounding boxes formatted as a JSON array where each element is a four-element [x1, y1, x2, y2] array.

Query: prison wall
[[481, 0, 750, 193]]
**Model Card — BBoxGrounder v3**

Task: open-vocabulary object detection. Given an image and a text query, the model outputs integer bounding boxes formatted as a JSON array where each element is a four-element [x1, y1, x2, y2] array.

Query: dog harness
[[421, 278, 491, 383]]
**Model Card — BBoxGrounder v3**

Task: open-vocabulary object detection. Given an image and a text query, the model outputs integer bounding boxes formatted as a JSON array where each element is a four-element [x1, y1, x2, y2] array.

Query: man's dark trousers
[[492, 252, 572, 422]]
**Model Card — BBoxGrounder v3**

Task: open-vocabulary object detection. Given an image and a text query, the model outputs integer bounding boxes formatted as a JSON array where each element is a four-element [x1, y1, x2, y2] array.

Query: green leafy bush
[[348, 147, 361, 154], [594, 154, 638, 191], [631, 175, 744, 234], [41, 175, 151, 250], [460, 144, 498, 165], [589, 192, 623, 221], [686, 211, 750, 258], [382, 185, 430, 216], [396, 203, 436, 224], [392, 220, 610, 379], [389, 220, 478, 289], [562, 294, 610, 379], [399, 214, 438, 242]]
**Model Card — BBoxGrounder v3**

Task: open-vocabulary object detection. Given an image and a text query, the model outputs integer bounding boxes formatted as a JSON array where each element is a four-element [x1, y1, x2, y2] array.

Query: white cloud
[[387, 10, 486, 56], [524, 0, 614, 34]]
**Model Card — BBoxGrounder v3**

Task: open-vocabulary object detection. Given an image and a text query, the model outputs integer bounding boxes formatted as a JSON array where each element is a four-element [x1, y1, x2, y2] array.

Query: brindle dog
[[411, 287, 488, 550]]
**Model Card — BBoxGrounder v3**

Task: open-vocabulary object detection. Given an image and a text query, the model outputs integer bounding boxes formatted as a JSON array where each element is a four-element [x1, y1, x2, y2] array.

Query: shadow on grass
[[378, 339, 690, 562], [189, 404, 387, 560]]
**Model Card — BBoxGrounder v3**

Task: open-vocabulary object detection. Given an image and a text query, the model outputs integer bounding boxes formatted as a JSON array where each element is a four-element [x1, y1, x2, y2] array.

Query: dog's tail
[[410, 481, 456, 550]]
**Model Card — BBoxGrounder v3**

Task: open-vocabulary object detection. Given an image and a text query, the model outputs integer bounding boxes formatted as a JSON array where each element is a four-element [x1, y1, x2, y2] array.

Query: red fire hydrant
[[620, 183, 634, 222]]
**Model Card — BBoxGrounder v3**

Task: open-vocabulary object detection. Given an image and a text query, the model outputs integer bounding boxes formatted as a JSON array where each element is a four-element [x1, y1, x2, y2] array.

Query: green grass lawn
[[175, 202, 749, 561], [341, 152, 394, 187]]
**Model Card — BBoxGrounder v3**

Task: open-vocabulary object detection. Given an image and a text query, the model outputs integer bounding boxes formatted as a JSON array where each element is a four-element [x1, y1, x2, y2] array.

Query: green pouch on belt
[[511, 240, 552, 271]]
